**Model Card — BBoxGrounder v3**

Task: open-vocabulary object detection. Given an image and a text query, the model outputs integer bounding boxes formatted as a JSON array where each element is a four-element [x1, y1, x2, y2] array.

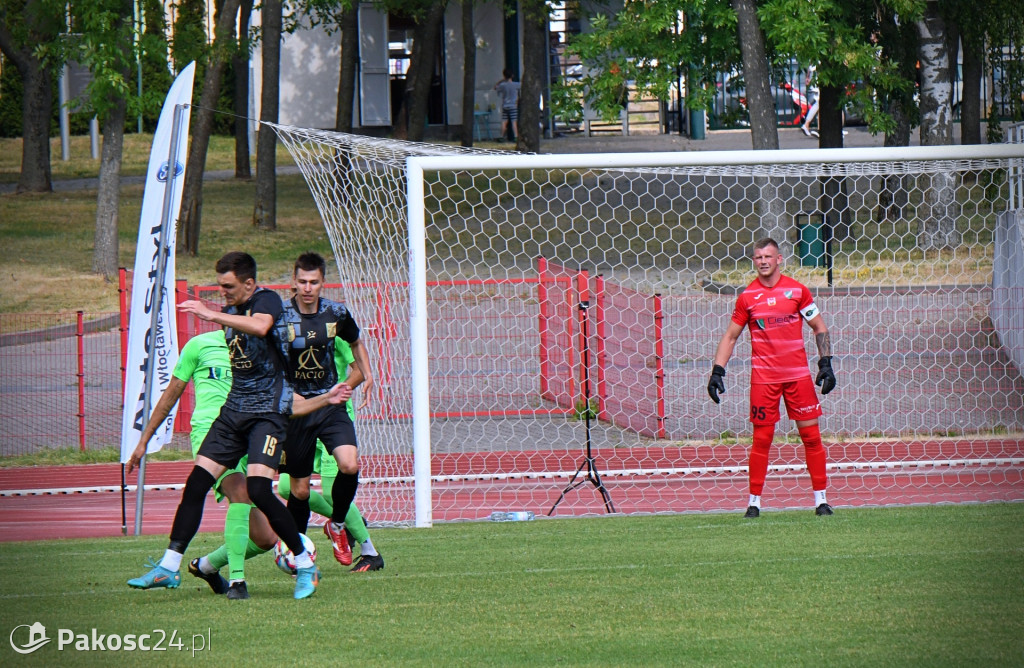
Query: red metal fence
[[0, 263, 671, 457]]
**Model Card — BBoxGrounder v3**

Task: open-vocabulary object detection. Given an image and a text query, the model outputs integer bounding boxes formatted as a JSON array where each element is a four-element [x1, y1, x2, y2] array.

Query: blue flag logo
[[156, 160, 184, 182]]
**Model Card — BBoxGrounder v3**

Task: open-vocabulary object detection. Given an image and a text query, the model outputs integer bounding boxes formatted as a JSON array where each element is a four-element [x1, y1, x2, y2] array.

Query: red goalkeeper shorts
[[748, 376, 823, 425]]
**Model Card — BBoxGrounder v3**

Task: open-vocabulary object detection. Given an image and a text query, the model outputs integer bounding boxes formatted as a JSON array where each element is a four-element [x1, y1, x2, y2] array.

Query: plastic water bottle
[[489, 511, 535, 522]]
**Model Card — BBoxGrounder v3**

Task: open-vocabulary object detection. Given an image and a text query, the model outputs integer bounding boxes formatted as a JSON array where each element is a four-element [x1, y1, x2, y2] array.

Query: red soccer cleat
[[323, 522, 353, 565]]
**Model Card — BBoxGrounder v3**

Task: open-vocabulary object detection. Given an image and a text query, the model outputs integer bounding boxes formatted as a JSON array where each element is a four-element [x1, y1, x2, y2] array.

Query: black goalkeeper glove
[[816, 356, 836, 395], [707, 364, 726, 404]]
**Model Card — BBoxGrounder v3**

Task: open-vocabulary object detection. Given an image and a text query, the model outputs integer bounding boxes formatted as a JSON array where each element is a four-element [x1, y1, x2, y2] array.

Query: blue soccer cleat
[[128, 558, 181, 590], [294, 565, 321, 599]]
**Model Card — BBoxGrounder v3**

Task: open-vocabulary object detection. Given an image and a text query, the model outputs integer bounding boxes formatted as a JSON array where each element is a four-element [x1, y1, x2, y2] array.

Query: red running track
[[1, 442, 1022, 542]]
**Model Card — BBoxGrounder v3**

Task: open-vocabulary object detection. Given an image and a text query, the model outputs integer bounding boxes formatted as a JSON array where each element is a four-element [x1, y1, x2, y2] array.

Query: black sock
[[330, 471, 358, 526], [168, 466, 216, 553], [247, 476, 303, 556], [287, 494, 310, 534]]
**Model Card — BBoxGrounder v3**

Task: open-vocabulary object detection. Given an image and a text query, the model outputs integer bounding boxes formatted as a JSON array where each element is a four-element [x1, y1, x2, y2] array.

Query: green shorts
[[191, 429, 248, 503], [313, 440, 338, 478]]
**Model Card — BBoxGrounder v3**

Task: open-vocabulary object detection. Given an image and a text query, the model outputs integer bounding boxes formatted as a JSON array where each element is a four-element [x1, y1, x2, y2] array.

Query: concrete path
[[0, 126, 911, 195]]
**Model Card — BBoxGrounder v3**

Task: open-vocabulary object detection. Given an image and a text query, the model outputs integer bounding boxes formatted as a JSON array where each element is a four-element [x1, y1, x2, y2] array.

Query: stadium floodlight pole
[[407, 158, 433, 528], [549, 278, 615, 516], [133, 102, 188, 536]]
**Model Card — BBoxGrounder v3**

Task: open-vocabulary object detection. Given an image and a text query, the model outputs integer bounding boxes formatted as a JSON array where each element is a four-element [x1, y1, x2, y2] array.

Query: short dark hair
[[754, 238, 779, 251], [215, 251, 257, 282], [503, 68, 513, 80], [294, 252, 327, 278]]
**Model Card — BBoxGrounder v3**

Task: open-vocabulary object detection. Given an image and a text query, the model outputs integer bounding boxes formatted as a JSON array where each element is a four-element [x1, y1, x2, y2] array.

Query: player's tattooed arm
[[815, 331, 832, 358]]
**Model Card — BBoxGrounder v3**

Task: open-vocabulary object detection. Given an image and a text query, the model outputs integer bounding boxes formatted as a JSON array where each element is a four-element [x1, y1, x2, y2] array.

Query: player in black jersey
[[128, 251, 345, 599], [280, 252, 374, 567]]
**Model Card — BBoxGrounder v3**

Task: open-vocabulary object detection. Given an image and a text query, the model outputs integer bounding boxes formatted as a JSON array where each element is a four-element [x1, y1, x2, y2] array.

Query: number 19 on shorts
[[263, 435, 278, 456]]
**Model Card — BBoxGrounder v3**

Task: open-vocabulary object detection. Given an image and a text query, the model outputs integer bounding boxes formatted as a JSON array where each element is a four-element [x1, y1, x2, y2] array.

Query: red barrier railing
[[0, 263, 665, 455]]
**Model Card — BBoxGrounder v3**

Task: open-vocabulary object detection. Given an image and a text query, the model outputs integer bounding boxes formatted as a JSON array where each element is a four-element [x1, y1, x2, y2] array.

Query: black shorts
[[197, 407, 289, 471], [280, 404, 357, 478]]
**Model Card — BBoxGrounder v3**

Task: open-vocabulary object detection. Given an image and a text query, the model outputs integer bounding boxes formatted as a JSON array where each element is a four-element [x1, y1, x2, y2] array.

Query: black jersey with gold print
[[222, 288, 294, 414], [284, 296, 360, 398]]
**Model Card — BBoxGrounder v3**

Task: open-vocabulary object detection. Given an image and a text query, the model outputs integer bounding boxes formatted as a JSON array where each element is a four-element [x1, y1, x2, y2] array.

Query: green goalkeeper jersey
[[172, 330, 231, 449]]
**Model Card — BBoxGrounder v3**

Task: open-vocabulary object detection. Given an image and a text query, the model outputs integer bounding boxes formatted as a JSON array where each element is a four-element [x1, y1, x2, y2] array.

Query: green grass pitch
[[1, 504, 1022, 666]]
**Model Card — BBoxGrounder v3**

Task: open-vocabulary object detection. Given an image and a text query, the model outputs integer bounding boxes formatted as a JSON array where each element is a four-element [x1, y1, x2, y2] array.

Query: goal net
[[269, 122, 1024, 526]]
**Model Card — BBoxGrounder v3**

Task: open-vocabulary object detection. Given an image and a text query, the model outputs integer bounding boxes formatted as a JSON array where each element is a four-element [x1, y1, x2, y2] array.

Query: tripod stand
[[549, 299, 615, 515]]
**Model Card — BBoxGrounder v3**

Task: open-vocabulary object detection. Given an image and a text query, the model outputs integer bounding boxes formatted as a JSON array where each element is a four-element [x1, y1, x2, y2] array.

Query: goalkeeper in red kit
[[707, 238, 836, 517]]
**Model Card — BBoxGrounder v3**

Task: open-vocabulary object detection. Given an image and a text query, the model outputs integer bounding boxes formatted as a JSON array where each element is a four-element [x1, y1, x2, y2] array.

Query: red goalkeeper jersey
[[731, 275, 820, 384]]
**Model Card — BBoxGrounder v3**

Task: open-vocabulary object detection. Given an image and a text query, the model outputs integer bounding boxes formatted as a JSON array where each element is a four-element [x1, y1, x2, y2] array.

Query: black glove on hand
[[816, 356, 836, 395], [707, 365, 726, 404]]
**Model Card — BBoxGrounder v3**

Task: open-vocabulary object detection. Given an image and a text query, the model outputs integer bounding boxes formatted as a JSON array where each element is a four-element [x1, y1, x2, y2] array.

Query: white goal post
[[269, 122, 1024, 528]]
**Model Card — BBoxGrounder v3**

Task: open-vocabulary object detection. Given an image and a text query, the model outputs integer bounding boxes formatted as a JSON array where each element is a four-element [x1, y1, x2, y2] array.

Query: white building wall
[[279, 18, 341, 129], [444, 2, 509, 137], [252, 1, 513, 132]]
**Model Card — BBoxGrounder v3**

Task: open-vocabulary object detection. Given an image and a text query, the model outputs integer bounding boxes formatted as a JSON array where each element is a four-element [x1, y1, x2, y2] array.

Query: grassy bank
[[1, 135, 327, 316]]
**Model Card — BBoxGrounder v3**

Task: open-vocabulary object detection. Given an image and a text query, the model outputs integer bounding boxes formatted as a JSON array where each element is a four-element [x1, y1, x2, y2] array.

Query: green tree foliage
[[63, 0, 147, 121], [0, 53, 25, 137], [139, 0, 173, 132], [173, 0, 208, 74], [569, 0, 739, 123], [758, 0, 925, 137], [977, 0, 1024, 132]]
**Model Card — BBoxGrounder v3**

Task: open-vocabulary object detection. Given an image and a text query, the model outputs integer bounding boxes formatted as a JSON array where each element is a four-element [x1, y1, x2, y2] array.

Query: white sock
[[294, 550, 315, 570], [197, 556, 217, 575], [748, 494, 761, 508], [814, 489, 828, 506], [360, 539, 379, 557], [159, 550, 183, 572], [230, 579, 244, 585]]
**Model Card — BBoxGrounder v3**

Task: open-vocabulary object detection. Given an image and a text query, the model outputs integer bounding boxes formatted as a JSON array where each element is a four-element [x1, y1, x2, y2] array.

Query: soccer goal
[[270, 122, 1024, 527]]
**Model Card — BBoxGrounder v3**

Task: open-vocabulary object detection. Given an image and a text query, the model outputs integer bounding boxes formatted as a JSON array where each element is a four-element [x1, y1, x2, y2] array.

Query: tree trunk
[[335, 3, 358, 132], [253, 0, 282, 230], [813, 81, 851, 245], [178, 0, 243, 255], [92, 100, 128, 278], [879, 8, 917, 149], [233, 0, 253, 178], [731, 0, 778, 151], [731, 0, 783, 252], [16, 63, 53, 193], [960, 35, 983, 145], [817, 84, 844, 149], [917, 4, 954, 146], [876, 8, 916, 223], [332, 3, 359, 205], [517, 0, 545, 153], [460, 0, 476, 147], [91, 0, 134, 279], [0, 2, 57, 193], [916, 1, 959, 249], [394, 1, 447, 142]]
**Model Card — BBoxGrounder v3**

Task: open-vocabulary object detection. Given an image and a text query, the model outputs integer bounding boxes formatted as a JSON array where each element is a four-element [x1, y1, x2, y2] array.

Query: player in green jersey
[[127, 329, 349, 598], [126, 330, 271, 597]]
